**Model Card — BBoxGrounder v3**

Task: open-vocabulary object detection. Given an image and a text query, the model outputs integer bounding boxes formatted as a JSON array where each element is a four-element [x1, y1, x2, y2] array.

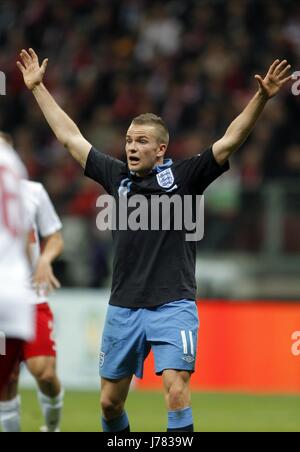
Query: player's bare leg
[[162, 370, 194, 432], [26, 356, 63, 432], [27, 357, 61, 397], [100, 376, 132, 432], [163, 370, 191, 409], [0, 364, 20, 401], [0, 357, 63, 432]]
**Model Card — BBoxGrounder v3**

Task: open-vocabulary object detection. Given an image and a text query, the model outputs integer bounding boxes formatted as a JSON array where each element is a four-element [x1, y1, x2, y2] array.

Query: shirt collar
[[154, 159, 173, 173]]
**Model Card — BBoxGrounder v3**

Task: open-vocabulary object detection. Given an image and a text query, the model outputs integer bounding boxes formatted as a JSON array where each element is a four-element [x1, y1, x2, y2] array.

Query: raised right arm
[[17, 49, 91, 168]]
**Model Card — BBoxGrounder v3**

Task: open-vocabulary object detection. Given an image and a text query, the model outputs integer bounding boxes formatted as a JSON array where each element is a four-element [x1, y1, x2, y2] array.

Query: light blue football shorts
[[99, 299, 199, 380]]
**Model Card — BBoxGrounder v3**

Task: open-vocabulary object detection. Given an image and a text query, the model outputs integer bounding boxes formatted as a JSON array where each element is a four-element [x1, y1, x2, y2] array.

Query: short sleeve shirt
[[85, 147, 229, 308]]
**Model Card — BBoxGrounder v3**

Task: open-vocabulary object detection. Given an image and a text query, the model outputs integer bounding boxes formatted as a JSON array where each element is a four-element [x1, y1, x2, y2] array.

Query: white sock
[[0, 396, 21, 432], [37, 389, 64, 432]]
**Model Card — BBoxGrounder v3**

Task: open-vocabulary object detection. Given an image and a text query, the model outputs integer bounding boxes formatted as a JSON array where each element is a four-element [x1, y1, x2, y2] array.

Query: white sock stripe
[[38, 389, 64, 406], [0, 396, 21, 412], [181, 330, 188, 354], [189, 331, 194, 356], [38, 389, 63, 432], [0, 396, 21, 432]]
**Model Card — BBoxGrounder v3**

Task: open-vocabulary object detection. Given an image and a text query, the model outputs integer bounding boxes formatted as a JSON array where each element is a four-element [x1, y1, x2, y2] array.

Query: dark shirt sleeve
[[84, 147, 126, 194], [182, 147, 230, 194]]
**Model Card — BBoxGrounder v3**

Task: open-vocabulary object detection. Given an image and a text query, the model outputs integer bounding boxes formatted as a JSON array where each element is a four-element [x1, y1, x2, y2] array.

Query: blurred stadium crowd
[[1, 0, 300, 286]]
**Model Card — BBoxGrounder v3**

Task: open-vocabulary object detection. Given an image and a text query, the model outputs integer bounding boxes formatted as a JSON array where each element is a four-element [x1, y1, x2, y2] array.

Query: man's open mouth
[[129, 156, 140, 165]]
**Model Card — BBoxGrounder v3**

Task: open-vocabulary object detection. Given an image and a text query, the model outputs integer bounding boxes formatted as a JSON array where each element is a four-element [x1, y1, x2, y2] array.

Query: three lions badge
[[156, 168, 175, 189]]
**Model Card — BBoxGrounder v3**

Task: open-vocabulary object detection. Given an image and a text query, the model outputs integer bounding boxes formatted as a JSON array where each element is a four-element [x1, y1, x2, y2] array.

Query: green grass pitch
[[12, 390, 300, 432]]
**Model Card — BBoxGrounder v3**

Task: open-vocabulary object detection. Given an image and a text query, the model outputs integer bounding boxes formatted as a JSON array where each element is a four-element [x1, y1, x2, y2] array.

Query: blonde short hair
[[131, 113, 169, 146]]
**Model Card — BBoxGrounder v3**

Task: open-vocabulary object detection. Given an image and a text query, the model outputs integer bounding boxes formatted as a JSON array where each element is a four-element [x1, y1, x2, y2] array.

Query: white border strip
[[181, 330, 188, 355]]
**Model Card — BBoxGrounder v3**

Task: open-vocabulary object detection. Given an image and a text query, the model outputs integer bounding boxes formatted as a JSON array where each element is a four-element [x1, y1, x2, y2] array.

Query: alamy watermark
[[0, 331, 6, 356], [0, 71, 6, 95], [96, 194, 205, 241], [291, 71, 300, 96]]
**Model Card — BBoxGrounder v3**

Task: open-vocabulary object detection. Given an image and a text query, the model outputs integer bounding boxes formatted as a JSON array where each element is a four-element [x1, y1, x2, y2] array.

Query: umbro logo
[[182, 355, 195, 364]]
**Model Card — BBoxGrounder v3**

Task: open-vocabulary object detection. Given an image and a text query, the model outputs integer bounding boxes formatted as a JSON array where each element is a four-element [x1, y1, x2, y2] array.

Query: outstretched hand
[[17, 48, 48, 91], [33, 256, 61, 296], [255, 60, 292, 99]]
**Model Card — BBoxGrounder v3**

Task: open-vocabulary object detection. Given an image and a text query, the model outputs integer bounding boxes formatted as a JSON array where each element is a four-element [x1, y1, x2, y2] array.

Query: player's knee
[[168, 385, 185, 409], [34, 367, 57, 387], [167, 375, 191, 410], [101, 395, 124, 420]]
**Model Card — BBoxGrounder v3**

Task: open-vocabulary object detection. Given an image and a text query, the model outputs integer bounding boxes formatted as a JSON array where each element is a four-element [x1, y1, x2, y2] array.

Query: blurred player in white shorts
[[0, 132, 34, 395], [0, 178, 64, 433]]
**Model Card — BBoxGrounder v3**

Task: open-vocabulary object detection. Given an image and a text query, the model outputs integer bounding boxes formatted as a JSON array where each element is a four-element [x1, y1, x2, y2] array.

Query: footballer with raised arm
[[17, 48, 291, 432]]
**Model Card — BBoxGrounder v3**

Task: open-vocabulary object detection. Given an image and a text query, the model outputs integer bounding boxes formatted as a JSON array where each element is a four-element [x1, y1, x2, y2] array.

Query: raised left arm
[[213, 60, 292, 166]]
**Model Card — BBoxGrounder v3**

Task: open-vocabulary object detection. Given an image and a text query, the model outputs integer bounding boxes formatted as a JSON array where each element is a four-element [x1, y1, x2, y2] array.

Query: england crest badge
[[156, 168, 175, 189]]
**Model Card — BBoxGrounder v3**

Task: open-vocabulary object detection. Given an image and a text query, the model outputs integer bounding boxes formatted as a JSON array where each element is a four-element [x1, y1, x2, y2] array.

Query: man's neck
[[135, 159, 165, 178]]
